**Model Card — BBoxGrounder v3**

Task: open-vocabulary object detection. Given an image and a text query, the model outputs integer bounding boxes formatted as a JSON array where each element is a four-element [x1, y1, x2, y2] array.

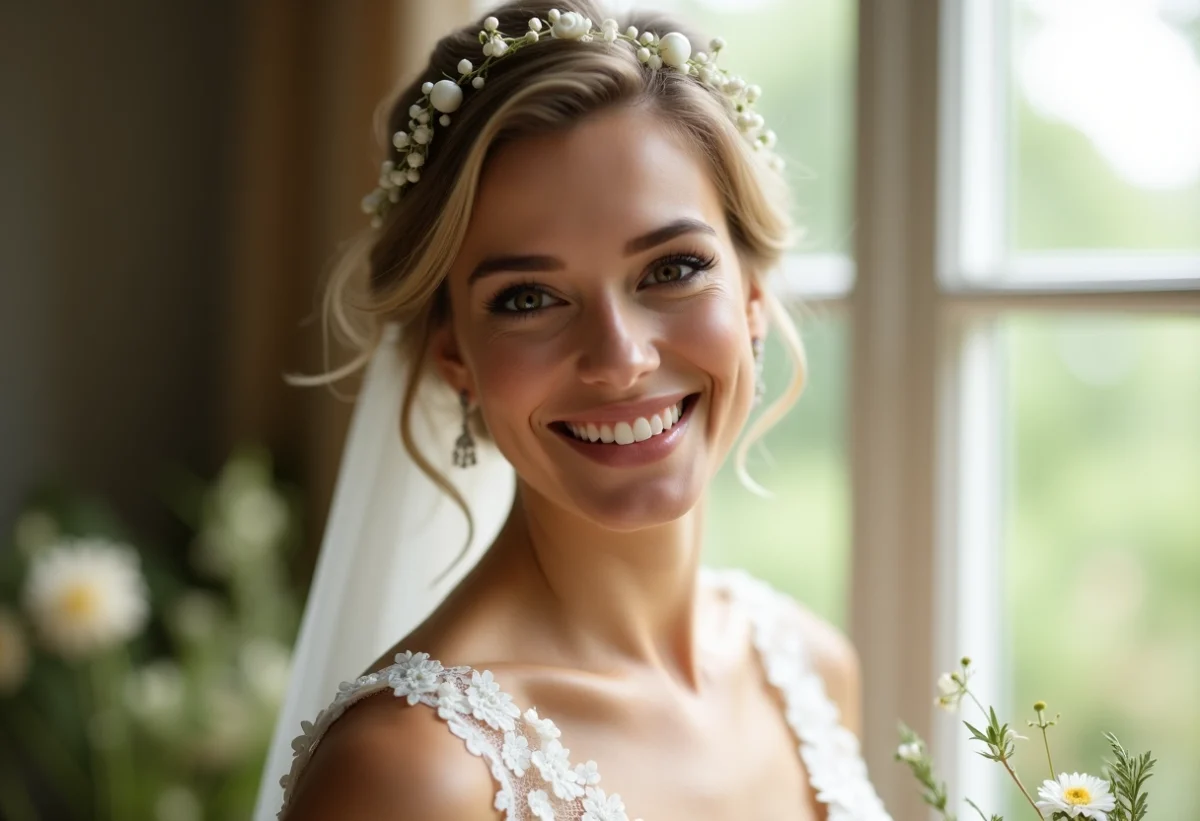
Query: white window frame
[[822, 1, 1200, 818]]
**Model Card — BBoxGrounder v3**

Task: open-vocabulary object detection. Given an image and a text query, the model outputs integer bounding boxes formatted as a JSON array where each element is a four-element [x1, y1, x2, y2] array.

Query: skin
[[287, 106, 862, 821]]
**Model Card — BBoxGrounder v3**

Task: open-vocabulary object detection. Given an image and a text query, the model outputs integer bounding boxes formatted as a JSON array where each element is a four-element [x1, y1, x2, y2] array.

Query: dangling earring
[[751, 337, 766, 407], [453, 390, 477, 468]]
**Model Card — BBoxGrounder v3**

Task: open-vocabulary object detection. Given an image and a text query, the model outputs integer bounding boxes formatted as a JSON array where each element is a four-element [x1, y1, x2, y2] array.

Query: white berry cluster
[[361, 9, 782, 227]]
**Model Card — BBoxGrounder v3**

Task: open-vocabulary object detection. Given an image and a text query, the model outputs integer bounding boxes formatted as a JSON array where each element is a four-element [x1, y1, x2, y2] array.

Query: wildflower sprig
[[897, 657, 1155, 821], [1103, 733, 1155, 821]]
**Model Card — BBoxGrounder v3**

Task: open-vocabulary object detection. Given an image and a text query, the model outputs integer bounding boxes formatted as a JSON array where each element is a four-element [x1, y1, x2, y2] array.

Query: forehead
[[461, 106, 726, 255]]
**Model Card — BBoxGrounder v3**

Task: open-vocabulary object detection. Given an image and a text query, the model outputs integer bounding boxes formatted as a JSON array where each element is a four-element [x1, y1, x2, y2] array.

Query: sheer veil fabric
[[253, 323, 515, 820]]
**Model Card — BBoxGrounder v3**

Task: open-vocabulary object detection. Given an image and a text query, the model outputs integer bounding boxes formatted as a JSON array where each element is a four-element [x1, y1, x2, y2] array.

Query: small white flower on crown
[[361, 11, 784, 227]]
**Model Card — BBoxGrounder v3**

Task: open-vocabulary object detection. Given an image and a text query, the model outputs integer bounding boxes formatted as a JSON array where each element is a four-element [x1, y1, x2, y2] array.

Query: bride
[[256, 2, 891, 819]]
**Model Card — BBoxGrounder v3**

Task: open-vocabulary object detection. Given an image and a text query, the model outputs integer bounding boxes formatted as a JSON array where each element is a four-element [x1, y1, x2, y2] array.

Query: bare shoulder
[[283, 691, 501, 821], [775, 592, 863, 736]]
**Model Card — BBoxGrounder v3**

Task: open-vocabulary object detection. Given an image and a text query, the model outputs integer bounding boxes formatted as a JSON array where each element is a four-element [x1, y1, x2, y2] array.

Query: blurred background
[[1, 0, 1197, 819]]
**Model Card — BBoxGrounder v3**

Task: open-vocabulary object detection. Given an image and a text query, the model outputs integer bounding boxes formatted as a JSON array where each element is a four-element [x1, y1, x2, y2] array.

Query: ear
[[745, 272, 768, 341], [429, 320, 474, 400]]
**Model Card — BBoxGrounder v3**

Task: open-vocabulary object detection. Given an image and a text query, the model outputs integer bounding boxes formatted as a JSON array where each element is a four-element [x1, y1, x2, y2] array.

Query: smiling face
[[432, 105, 766, 531]]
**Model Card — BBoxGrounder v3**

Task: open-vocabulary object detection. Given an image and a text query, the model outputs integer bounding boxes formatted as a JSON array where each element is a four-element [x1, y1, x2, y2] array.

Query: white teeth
[[563, 398, 690, 445], [613, 421, 635, 445]]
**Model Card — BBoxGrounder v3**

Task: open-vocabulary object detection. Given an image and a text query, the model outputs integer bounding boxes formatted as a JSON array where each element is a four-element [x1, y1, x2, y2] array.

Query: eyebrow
[[466, 217, 717, 285]]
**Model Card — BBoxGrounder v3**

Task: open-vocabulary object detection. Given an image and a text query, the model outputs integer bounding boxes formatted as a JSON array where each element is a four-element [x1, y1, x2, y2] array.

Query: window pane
[[1003, 314, 1200, 817], [622, 0, 857, 257], [705, 312, 850, 628], [1011, 1, 1200, 251]]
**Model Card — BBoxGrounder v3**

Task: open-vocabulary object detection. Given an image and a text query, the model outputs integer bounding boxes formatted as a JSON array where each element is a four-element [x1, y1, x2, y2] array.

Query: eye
[[643, 252, 717, 287], [488, 283, 562, 315]]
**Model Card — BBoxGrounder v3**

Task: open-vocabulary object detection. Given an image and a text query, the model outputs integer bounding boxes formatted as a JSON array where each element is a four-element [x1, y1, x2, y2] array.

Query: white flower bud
[[490, 36, 509, 56], [769, 156, 785, 172], [710, 36, 726, 51], [625, 26, 638, 39], [528, 18, 542, 32], [406, 168, 420, 183], [382, 160, 395, 173], [439, 114, 451, 126], [458, 58, 473, 75], [389, 169, 406, 186], [746, 84, 762, 102], [388, 188, 400, 202], [760, 129, 777, 149], [407, 152, 425, 168], [392, 132, 410, 149], [636, 46, 650, 63], [647, 54, 662, 71], [601, 18, 618, 32], [483, 16, 499, 32], [429, 79, 463, 113], [408, 103, 423, 118], [525, 30, 539, 43], [483, 41, 493, 57], [421, 81, 433, 95], [638, 31, 654, 45], [602, 28, 617, 42], [417, 111, 430, 124], [657, 32, 691, 69], [472, 76, 485, 89], [695, 51, 708, 64], [412, 126, 432, 145], [547, 9, 561, 23]]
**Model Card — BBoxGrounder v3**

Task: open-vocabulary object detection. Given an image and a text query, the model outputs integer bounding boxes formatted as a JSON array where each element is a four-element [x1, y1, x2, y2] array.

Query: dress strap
[[706, 566, 893, 821], [277, 651, 636, 821]]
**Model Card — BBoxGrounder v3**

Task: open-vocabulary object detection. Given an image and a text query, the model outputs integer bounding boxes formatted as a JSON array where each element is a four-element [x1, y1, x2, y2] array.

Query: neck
[[495, 481, 709, 692]]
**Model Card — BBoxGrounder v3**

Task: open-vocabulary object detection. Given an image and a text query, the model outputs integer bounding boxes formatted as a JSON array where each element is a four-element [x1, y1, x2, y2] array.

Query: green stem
[[1040, 725, 1056, 780], [93, 651, 137, 821], [79, 667, 105, 821], [1001, 756, 1043, 820]]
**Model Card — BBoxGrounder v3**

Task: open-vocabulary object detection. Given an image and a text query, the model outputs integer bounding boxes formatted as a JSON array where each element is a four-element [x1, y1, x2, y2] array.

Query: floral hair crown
[[361, 8, 782, 227]]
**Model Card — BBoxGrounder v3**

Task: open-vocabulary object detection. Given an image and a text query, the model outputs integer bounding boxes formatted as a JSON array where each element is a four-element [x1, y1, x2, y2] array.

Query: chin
[[557, 470, 705, 532]]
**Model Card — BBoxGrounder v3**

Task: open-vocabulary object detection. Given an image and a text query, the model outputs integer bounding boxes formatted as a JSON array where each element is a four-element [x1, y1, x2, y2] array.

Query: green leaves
[[894, 723, 958, 821], [964, 706, 1020, 763], [1103, 733, 1155, 821]]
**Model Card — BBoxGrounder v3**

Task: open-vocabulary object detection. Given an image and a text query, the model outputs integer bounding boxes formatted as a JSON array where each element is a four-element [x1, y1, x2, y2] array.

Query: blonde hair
[[295, 0, 808, 557]]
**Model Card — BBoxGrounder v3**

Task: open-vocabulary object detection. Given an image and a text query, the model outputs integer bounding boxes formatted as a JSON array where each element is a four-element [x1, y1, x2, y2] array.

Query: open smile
[[549, 393, 700, 467]]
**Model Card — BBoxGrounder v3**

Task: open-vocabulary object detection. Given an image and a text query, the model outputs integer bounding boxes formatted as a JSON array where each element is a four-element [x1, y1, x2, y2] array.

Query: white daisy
[[23, 538, 149, 659], [501, 731, 532, 776], [466, 669, 521, 731], [527, 788, 556, 821], [532, 738, 584, 800], [388, 651, 442, 704], [0, 608, 31, 695], [1036, 772, 1117, 821], [582, 786, 628, 821]]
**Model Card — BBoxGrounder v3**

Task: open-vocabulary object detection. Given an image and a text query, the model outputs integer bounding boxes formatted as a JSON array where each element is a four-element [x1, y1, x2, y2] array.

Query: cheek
[[666, 290, 749, 380]]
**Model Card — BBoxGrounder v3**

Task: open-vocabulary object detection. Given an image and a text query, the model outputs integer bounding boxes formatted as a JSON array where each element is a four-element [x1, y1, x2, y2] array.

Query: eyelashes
[[484, 250, 719, 317]]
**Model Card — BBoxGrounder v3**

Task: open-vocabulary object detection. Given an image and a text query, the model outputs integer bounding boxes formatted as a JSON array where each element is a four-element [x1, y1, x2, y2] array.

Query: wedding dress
[[255, 327, 892, 820]]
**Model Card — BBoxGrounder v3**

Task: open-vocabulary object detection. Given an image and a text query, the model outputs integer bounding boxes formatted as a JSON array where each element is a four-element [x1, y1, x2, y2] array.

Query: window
[[938, 2, 1200, 818]]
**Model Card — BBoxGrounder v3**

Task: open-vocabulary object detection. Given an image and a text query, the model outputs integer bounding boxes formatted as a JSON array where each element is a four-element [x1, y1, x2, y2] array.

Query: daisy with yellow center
[[1035, 772, 1117, 820], [23, 538, 150, 660]]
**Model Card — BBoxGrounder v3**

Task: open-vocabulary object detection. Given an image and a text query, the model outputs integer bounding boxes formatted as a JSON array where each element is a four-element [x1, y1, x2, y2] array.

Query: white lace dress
[[276, 567, 893, 821]]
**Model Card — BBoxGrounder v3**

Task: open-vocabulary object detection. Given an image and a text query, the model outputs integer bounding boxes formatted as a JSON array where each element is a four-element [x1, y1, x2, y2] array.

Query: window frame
[[835, 1, 1200, 817]]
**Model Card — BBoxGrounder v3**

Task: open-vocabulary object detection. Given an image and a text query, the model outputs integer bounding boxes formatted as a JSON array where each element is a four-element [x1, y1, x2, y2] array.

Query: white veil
[[252, 323, 515, 821]]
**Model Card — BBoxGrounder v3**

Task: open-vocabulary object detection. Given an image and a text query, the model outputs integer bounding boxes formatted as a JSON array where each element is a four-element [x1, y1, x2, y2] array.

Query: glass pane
[[1002, 315, 1200, 817], [603, 0, 859, 256], [1011, 1, 1200, 251], [705, 311, 850, 628]]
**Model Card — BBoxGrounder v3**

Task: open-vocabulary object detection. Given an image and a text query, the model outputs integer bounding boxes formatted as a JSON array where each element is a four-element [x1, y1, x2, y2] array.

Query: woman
[[262, 2, 892, 819]]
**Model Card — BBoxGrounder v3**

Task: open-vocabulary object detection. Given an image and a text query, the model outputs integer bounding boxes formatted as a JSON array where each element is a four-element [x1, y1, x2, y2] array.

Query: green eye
[[650, 262, 692, 284], [503, 288, 550, 312]]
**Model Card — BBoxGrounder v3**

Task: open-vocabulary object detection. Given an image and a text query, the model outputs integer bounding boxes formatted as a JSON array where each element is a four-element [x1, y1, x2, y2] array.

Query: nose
[[575, 296, 660, 391]]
